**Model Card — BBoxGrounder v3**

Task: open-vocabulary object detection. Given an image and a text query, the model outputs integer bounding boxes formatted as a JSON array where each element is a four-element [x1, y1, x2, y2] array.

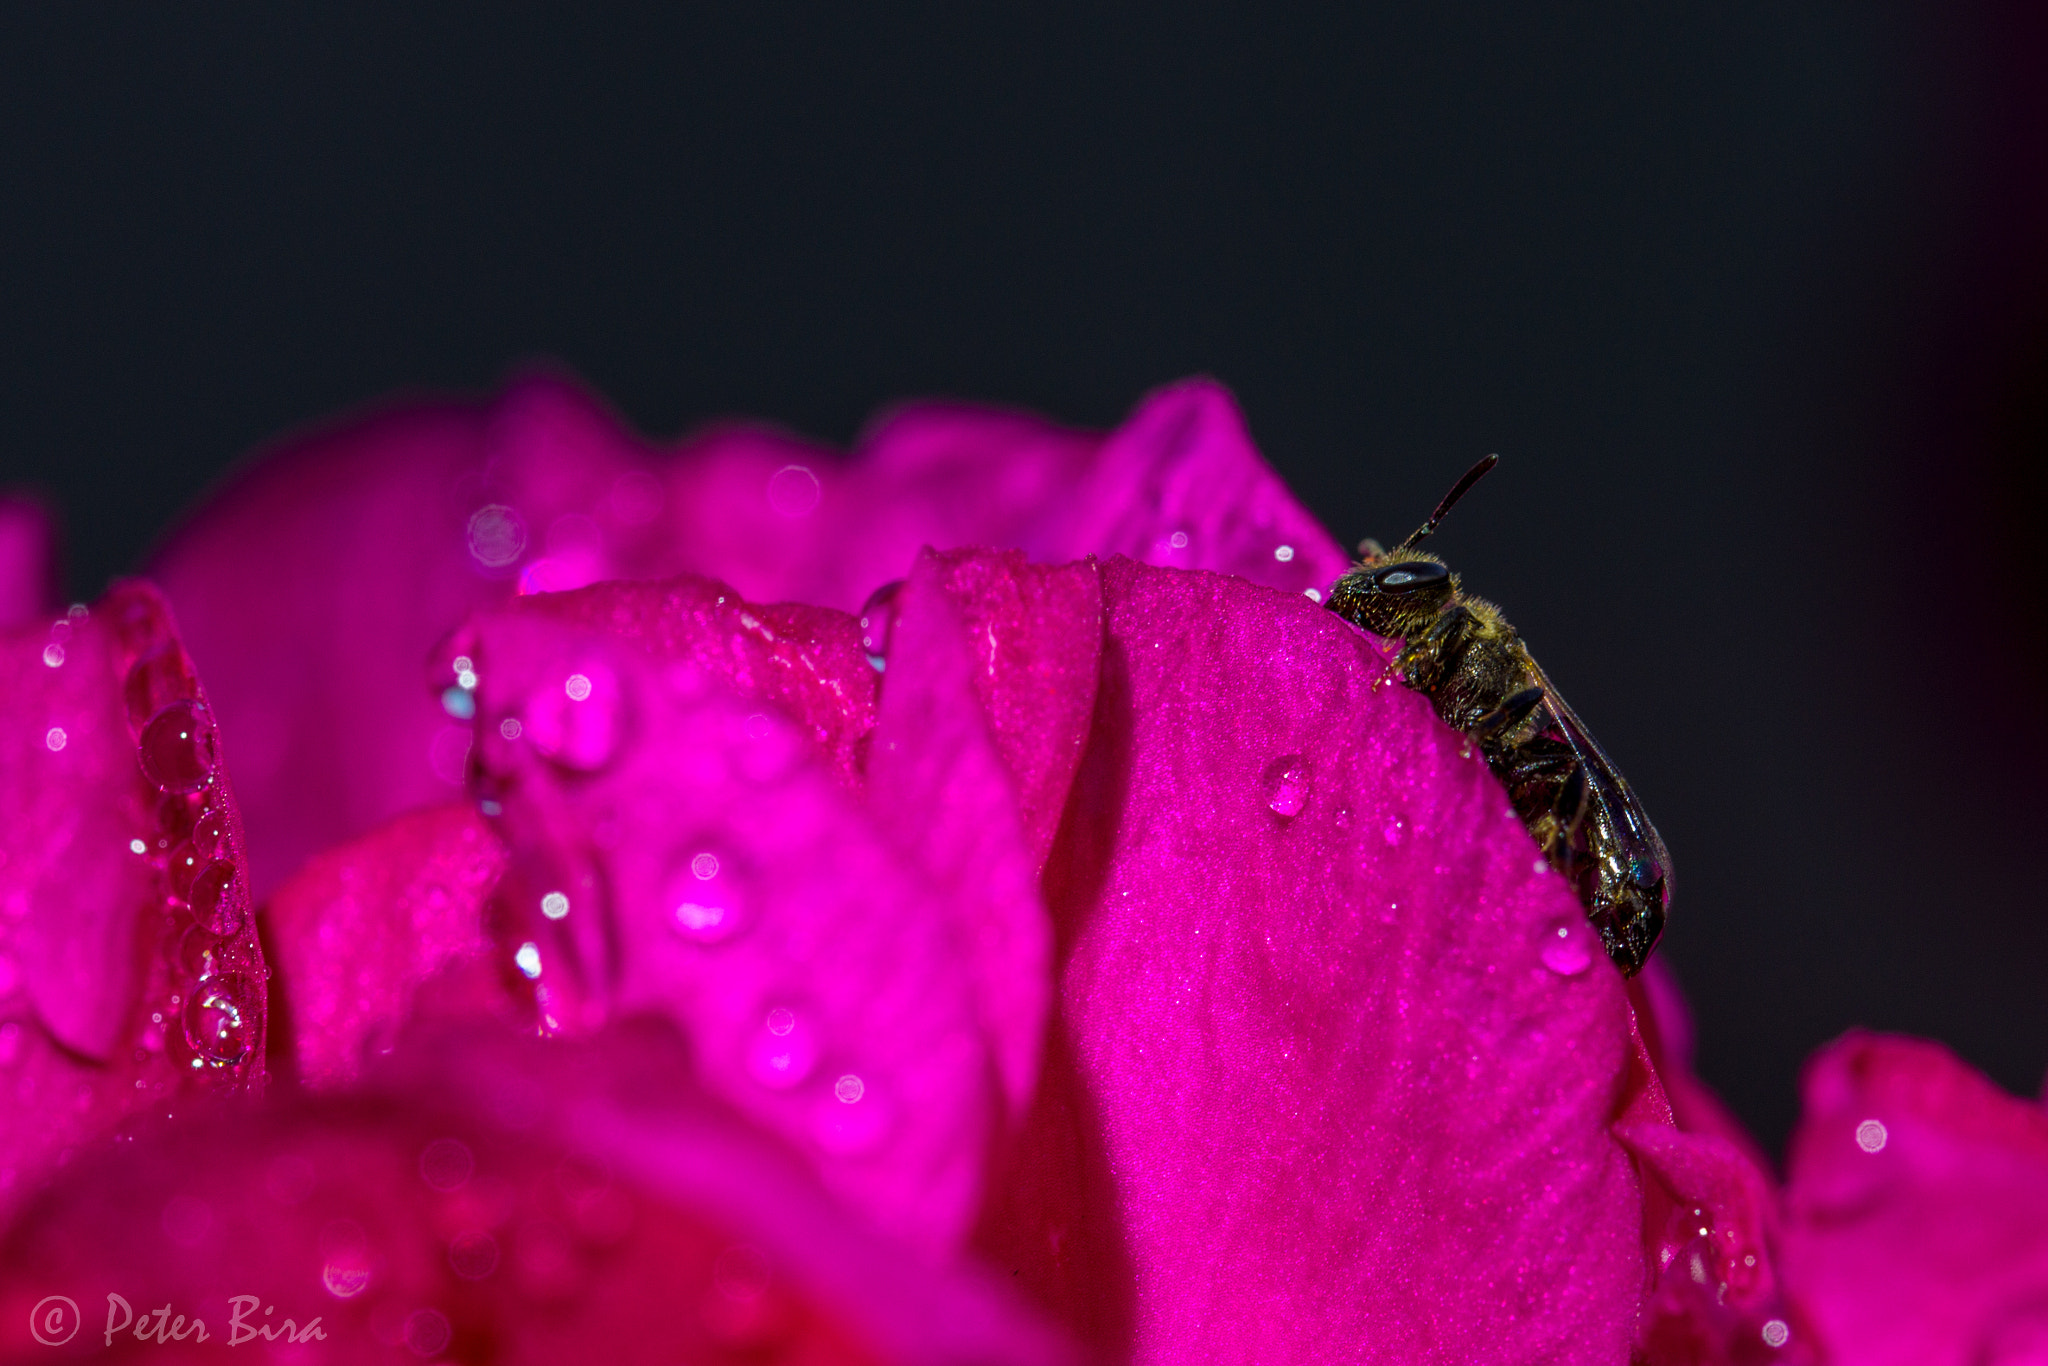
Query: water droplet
[[449, 1230, 500, 1280], [515, 942, 542, 979], [124, 648, 199, 730], [523, 663, 621, 771], [858, 581, 903, 671], [745, 1008, 818, 1089], [1303, 587, 1323, 602], [321, 1256, 372, 1299], [166, 841, 202, 899], [176, 926, 222, 978], [130, 839, 147, 855], [188, 861, 243, 936], [1274, 544, 1295, 562], [667, 849, 748, 944], [1168, 529, 1190, 550], [766, 464, 822, 517], [43, 727, 65, 752], [467, 504, 528, 569], [419, 1138, 475, 1191], [1761, 1319, 1790, 1348], [182, 975, 258, 1064], [499, 717, 523, 741], [190, 807, 229, 861], [540, 891, 570, 920], [1540, 921, 1594, 976], [41, 643, 64, 668], [1261, 754, 1311, 817], [138, 701, 217, 795], [1855, 1118, 1888, 1153], [812, 1074, 890, 1154]]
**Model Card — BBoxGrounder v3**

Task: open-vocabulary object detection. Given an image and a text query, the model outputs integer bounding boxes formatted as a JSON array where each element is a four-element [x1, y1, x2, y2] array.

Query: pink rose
[[0, 373, 2034, 1362]]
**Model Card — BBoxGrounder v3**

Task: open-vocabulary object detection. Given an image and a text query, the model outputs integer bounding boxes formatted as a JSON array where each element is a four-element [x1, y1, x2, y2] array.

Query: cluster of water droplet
[[114, 596, 263, 1080]]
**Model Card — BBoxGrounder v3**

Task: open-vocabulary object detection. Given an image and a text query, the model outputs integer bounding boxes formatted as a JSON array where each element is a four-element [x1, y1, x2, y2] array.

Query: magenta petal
[[0, 581, 266, 1216], [986, 558, 1642, 1362], [466, 577, 998, 1254], [266, 802, 511, 1089], [0, 1020, 1077, 1365], [866, 553, 1062, 1119], [1047, 379, 1352, 597], [1780, 1033, 2048, 1365]]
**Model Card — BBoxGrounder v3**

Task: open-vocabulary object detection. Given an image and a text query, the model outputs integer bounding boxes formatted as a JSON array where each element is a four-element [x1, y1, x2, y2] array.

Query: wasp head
[[1325, 552, 1457, 641]]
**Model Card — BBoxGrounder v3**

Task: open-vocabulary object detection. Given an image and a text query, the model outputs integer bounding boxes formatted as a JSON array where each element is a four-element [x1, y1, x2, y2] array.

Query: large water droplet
[[1261, 754, 1311, 817], [165, 841, 202, 900], [189, 861, 243, 937], [190, 807, 229, 861], [1540, 921, 1594, 976], [745, 1007, 818, 1089], [138, 700, 217, 795], [320, 1218, 372, 1298], [449, 1230, 500, 1280], [523, 662, 622, 771], [666, 849, 748, 944], [176, 926, 222, 978], [766, 464, 822, 517], [124, 648, 199, 731], [858, 581, 903, 671], [466, 504, 528, 569], [182, 975, 257, 1064]]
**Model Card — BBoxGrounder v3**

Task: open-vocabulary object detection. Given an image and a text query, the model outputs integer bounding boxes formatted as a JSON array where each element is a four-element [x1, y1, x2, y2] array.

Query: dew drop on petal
[[1855, 1118, 1888, 1153], [41, 643, 63, 667], [1303, 587, 1323, 602], [811, 1074, 890, 1154], [858, 580, 903, 672], [124, 648, 199, 731], [188, 861, 243, 936], [449, 1230, 499, 1280], [745, 1008, 818, 1089], [667, 849, 747, 944], [1761, 1319, 1790, 1349], [514, 942, 543, 979], [404, 1309, 452, 1357], [1168, 529, 1190, 550], [166, 841, 202, 899], [419, 1138, 475, 1192], [466, 504, 528, 569], [523, 664, 620, 771], [182, 975, 258, 1064], [43, 727, 65, 752], [766, 464, 822, 518], [139, 700, 217, 795], [190, 807, 229, 860], [1261, 754, 1311, 817], [1274, 544, 1295, 562], [176, 926, 222, 979], [1539, 921, 1594, 976], [540, 891, 570, 920]]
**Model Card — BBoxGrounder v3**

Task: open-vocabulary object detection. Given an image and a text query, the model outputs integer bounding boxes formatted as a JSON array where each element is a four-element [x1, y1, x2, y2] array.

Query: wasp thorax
[[1327, 555, 1455, 639]]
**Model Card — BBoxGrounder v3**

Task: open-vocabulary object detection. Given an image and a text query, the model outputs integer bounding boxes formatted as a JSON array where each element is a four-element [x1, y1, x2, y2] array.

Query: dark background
[[3, 5, 2043, 1155]]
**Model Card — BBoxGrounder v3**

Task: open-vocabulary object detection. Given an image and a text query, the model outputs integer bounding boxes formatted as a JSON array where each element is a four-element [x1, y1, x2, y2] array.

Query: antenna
[[1397, 453, 1498, 551]]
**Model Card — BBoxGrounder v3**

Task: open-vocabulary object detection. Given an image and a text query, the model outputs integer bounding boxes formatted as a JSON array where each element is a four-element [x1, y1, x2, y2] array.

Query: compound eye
[[1369, 560, 1450, 594]]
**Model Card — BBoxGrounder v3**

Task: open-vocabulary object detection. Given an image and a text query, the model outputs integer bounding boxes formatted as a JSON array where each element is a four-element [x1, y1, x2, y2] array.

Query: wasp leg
[[1554, 762, 1589, 839], [1473, 685, 1545, 740]]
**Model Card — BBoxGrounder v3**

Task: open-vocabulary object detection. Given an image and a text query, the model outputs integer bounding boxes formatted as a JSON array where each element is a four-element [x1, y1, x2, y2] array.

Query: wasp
[[1325, 455, 1670, 975]]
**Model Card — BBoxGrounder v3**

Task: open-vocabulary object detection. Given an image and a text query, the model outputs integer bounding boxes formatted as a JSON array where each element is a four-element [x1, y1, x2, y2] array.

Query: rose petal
[[151, 375, 1335, 902], [464, 576, 1002, 1254], [266, 801, 511, 1089], [1780, 1033, 2048, 1365], [981, 558, 1643, 1362], [866, 552, 1077, 1118], [0, 581, 266, 1217], [0, 1019, 1077, 1365]]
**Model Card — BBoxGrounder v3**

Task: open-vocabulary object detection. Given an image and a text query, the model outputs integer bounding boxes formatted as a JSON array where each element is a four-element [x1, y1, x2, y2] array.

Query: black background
[[3, 5, 2043, 1155]]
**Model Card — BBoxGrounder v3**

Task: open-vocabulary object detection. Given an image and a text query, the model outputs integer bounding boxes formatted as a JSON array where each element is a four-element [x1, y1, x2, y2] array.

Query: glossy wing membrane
[[1521, 661, 1671, 971]]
